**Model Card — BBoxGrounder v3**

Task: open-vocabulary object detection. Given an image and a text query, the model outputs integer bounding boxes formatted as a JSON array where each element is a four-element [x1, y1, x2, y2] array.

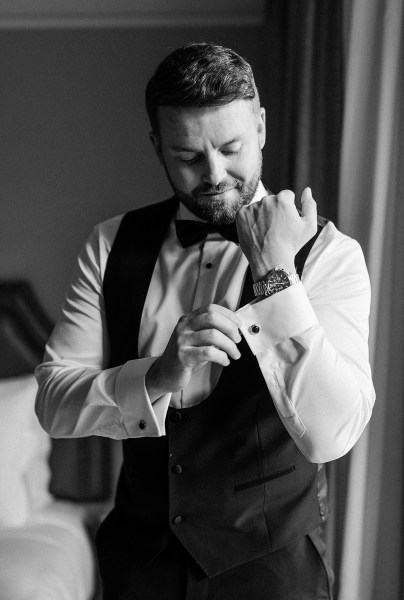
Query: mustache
[[193, 180, 242, 196]]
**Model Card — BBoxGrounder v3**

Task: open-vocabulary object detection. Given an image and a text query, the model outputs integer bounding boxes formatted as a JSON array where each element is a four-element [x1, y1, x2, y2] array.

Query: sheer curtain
[[338, 0, 404, 598]]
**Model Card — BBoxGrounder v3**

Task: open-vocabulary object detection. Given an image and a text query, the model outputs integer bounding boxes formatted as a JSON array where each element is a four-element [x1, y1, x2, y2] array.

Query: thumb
[[301, 187, 317, 224]]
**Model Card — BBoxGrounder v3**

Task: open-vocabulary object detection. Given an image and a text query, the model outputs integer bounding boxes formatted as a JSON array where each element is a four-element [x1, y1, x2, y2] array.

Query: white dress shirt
[[35, 183, 375, 463]]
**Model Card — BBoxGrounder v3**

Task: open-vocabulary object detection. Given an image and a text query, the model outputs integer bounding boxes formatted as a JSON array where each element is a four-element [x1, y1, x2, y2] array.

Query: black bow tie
[[175, 220, 239, 247]]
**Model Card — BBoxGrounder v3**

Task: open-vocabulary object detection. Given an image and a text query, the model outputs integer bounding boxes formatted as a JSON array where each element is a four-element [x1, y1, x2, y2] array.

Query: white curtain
[[338, 0, 404, 598]]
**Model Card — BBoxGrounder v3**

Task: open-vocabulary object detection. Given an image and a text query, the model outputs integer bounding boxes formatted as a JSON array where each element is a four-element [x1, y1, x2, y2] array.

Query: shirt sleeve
[[236, 228, 375, 463], [35, 223, 171, 439]]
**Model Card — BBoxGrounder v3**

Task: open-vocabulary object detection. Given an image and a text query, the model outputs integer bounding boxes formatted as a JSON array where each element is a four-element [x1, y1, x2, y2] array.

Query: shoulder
[[94, 214, 124, 256], [95, 197, 178, 245], [72, 214, 124, 285], [303, 218, 369, 290], [313, 218, 364, 260], [87, 197, 177, 274]]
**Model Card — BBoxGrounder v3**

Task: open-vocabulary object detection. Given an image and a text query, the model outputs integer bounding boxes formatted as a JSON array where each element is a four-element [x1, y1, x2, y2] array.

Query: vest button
[[170, 411, 182, 422], [171, 464, 183, 475], [173, 515, 184, 525]]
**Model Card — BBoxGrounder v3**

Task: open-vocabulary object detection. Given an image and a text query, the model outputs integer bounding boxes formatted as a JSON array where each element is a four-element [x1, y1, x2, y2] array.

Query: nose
[[201, 154, 226, 186]]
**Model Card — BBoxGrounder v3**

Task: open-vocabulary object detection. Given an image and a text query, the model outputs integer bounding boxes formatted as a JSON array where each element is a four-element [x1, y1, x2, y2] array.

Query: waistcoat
[[102, 197, 327, 578]]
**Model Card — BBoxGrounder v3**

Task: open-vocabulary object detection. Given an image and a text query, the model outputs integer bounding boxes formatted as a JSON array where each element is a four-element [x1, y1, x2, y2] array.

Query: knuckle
[[202, 345, 214, 359], [205, 329, 216, 343], [205, 311, 215, 326], [175, 335, 185, 353], [277, 189, 295, 203]]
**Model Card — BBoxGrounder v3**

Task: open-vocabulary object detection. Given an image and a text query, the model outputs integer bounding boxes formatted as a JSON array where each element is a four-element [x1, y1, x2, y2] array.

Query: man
[[35, 43, 375, 599]]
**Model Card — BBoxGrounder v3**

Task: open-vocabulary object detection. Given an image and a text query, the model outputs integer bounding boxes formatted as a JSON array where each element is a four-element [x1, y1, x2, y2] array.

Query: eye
[[221, 144, 241, 156], [179, 155, 200, 165]]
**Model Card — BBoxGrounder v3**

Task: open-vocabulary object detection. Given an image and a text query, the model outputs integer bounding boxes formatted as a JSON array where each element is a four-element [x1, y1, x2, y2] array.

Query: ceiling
[[0, 0, 266, 28]]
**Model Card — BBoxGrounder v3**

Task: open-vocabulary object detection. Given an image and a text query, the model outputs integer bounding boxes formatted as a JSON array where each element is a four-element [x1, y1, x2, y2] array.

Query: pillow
[[0, 375, 52, 528]]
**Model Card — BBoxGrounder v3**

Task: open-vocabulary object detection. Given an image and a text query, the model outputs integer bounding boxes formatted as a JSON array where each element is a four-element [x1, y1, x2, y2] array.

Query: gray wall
[[0, 27, 269, 320]]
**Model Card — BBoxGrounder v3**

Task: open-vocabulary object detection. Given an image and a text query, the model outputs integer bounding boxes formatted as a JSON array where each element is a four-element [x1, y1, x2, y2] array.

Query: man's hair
[[145, 42, 259, 133]]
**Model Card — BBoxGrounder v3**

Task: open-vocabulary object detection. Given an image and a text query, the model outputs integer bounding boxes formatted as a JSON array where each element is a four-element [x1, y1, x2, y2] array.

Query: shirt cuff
[[236, 282, 319, 354], [115, 357, 171, 437]]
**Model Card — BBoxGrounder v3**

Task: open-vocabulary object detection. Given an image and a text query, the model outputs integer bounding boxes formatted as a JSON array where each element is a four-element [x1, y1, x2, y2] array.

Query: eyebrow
[[170, 138, 241, 153], [170, 144, 199, 153]]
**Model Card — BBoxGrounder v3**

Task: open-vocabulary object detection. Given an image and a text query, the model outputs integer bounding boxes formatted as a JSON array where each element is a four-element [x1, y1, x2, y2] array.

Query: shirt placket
[[192, 239, 219, 309], [179, 238, 221, 408]]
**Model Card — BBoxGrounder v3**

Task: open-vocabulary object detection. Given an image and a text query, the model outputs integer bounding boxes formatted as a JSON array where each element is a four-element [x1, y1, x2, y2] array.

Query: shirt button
[[248, 324, 260, 335], [171, 464, 183, 475], [138, 420, 146, 430], [206, 262, 213, 269], [170, 411, 182, 422], [173, 515, 184, 525]]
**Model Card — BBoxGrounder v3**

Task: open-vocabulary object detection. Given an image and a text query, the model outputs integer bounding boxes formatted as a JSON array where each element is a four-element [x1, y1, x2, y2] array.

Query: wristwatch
[[252, 268, 300, 297]]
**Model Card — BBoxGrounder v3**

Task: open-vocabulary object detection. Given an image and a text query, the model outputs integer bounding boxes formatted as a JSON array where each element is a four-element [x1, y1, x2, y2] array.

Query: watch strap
[[253, 270, 300, 297]]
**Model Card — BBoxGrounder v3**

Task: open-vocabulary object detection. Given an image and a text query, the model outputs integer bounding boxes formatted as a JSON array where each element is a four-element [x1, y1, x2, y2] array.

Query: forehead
[[157, 100, 258, 148]]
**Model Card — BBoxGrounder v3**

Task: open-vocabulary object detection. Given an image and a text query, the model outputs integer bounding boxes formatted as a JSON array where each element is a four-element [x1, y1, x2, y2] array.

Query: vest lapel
[[103, 197, 178, 367]]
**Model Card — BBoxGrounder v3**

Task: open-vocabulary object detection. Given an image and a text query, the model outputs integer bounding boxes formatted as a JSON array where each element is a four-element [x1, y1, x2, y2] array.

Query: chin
[[192, 194, 243, 224]]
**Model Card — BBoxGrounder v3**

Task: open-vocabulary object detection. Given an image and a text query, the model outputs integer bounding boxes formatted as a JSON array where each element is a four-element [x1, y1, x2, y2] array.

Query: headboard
[[0, 280, 114, 502], [0, 281, 53, 378]]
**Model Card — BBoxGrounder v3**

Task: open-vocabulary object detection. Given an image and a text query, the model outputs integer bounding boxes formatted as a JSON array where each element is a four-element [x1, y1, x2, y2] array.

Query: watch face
[[267, 269, 290, 293]]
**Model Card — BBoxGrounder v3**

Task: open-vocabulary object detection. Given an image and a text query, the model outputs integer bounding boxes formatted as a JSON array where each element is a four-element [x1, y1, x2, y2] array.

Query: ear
[[257, 107, 266, 150], [149, 131, 164, 165]]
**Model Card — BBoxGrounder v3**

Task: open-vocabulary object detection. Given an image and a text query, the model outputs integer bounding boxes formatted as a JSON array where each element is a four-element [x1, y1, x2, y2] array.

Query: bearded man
[[36, 42, 375, 600]]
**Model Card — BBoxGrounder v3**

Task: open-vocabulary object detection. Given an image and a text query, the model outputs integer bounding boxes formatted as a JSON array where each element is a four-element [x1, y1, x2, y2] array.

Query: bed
[[0, 281, 99, 600]]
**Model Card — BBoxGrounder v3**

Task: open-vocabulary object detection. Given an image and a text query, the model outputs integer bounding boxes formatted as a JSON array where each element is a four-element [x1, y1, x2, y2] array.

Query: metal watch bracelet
[[252, 271, 300, 298]]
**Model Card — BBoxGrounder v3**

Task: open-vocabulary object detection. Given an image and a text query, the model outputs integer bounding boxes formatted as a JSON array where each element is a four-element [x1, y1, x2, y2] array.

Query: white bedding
[[0, 500, 95, 600]]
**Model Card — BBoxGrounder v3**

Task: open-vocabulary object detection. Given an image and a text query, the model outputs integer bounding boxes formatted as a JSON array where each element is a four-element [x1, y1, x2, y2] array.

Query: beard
[[165, 153, 262, 225]]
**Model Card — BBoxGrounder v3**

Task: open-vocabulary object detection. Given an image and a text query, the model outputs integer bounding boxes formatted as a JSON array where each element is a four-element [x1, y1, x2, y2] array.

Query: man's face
[[151, 99, 266, 225]]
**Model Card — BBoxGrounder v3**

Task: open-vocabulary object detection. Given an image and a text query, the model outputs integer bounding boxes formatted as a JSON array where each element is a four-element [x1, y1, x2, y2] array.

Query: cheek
[[166, 160, 197, 190], [229, 151, 258, 180]]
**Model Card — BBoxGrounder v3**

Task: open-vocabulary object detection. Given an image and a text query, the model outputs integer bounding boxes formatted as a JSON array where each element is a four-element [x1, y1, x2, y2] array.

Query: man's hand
[[145, 304, 241, 401], [236, 188, 317, 281]]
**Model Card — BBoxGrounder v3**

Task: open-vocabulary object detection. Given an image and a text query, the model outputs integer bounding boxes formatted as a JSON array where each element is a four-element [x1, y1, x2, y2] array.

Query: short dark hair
[[145, 42, 259, 132]]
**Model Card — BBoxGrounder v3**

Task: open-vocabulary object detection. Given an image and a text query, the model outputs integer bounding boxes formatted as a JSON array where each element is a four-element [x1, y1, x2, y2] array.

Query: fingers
[[276, 189, 295, 204], [178, 304, 242, 366], [275, 187, 317, 231], [191, 305, 241, 344], [185, 345, 233, 368], [187, 328, 241, 361], [300, 187, 317, 224]]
